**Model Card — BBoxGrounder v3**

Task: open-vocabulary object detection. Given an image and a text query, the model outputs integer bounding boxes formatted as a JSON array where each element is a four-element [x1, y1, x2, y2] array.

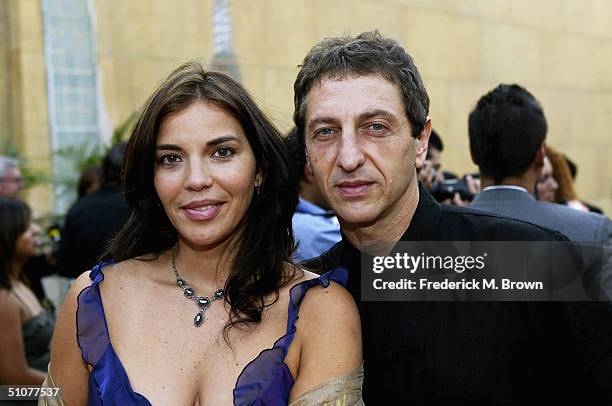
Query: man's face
[[304, 74, 430, 227], [0, 167, 23, 198]]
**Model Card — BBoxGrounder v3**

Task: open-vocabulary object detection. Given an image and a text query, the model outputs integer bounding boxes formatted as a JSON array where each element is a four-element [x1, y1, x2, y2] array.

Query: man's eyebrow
[[357, 109, 400, 124], [306, 116, 341, 130]]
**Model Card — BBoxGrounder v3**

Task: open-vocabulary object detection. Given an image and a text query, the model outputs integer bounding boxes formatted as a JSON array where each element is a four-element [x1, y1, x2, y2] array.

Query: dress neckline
[[77, 261, 347, 405]]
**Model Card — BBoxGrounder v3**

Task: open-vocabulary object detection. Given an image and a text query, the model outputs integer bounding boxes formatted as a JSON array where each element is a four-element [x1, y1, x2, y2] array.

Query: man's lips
[[180, 200, 224, 220], [335, 181, 374, 198]]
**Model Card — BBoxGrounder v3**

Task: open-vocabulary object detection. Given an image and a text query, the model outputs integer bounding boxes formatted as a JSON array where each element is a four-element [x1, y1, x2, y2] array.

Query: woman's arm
[[288, 281, 363, 402], [48, 272, 92, 404], [0, 291, 45, 384]]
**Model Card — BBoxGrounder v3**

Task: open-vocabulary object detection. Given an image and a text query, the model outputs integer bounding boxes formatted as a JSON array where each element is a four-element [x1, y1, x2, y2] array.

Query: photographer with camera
[[419, 130, 480, 205]]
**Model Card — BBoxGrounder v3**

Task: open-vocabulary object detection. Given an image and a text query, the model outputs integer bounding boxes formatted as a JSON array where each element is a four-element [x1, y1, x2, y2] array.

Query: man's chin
[[336, 209, 379, 228]]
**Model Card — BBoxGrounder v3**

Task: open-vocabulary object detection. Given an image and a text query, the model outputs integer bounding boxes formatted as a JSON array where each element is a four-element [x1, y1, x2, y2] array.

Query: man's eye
[[158, 154, 181, 165], [316, 128, 336, 137], [367, 123, 387, 132], [213, 147, 234, 159]]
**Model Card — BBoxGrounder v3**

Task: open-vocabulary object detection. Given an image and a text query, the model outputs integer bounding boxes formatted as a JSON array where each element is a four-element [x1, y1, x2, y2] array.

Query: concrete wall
[[0, 0, 53, 217], [3, 0, 611, 214], [230, 0, 612, 213]]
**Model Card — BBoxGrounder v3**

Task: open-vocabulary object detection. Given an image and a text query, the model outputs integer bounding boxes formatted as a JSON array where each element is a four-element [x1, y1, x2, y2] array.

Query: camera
[[430, 174, 478, 202]]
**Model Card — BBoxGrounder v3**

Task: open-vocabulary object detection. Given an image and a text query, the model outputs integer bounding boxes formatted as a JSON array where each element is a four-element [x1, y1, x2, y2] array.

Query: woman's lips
[[182, 203, 223, 220]]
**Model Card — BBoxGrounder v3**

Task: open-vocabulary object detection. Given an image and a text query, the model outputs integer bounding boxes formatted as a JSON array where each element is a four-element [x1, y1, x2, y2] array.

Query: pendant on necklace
[[194, 311, 205, 327]]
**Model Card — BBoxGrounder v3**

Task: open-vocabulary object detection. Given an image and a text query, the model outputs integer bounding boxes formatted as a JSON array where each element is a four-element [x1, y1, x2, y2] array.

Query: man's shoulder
[[536, 201, 610, 227], [473, 193, 610, 241], [438, 204, 569, 242]]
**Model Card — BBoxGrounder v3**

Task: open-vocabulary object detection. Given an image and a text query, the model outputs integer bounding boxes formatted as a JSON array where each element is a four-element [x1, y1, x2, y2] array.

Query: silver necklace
[[171, 245, 225, 327]]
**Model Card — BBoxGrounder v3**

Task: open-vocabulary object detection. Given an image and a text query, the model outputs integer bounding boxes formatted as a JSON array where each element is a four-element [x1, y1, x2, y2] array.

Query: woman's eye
[[213, 147, 234, 159], [158, 154, 181, 165]]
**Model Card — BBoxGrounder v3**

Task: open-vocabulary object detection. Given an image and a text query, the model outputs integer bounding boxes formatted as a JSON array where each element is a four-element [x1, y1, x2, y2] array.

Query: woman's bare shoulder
[[94, 253, 167, 288], [285, 265, 362, 399]]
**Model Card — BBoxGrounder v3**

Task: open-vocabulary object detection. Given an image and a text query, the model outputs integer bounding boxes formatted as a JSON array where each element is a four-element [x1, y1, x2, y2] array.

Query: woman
[[46, 62, 363, 405], [0, 198, 54, 385], [537, 146, 589, 212]]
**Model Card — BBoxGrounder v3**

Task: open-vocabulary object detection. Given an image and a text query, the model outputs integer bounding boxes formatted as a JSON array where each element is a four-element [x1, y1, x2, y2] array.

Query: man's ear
[[414, 117, 432, 170], [303, 162, 316, 183]]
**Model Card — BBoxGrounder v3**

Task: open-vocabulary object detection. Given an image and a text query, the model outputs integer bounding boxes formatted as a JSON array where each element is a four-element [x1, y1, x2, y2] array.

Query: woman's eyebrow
[[156, 135, 240, 151], [206, 135, 240, 146], [156, 144, 182, 151]]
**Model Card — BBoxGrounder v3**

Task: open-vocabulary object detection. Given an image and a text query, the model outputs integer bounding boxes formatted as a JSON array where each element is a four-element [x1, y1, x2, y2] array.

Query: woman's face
[[536, 156, 558, 202], [154, 101, 258, 250], [14, 223, 39, 260]]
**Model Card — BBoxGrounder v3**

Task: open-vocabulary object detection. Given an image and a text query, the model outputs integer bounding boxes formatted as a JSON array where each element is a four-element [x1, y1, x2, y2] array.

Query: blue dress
[[76, 261, 348, 405]]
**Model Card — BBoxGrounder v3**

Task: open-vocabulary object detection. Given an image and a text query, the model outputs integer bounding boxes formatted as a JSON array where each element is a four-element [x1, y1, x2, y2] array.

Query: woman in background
[[0, 198, 54, 385], [46, 62, 362, 405], [537, 145, 590, 212]]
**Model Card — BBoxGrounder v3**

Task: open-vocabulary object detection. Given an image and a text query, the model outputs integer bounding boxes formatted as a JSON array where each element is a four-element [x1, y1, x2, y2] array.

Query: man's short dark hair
[[427, 129, 443, 160], [428, 129, 443, 151], [468, 84, 547, 182], [285, 127, 306, 183], [293, 30, 429, 146]]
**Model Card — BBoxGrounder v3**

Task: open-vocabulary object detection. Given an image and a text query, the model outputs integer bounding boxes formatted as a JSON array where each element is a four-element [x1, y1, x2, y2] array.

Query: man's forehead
[[304, 74, 405, 123]]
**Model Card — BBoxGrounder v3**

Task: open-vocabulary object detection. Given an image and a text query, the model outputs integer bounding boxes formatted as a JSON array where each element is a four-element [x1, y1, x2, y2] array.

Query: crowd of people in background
[[0, 29, 610, 405]]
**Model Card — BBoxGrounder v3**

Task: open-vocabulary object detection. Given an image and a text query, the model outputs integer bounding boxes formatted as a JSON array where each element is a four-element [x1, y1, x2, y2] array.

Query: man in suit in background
[[468, 84, 612, 299], [59, 143, 130, 277]]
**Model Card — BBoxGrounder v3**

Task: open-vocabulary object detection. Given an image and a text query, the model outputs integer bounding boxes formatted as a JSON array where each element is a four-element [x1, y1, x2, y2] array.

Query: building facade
[[1, 0, 611, 215]]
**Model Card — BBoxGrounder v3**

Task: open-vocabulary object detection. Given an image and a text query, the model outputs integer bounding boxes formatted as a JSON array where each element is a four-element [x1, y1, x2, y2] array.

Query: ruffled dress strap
[[233, 267, 349, 405], [280, 267, 349, 357], [76, 261, 152, 406], [76, 260, 114, 367]]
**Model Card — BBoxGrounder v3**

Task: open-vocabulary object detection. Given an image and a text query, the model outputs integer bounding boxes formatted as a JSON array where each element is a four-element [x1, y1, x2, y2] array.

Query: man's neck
[[341, 177, 420, 251], [480, 171, 537, 195]]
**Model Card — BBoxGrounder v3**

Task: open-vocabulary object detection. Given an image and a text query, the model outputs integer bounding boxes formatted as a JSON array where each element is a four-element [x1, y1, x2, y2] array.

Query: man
[[294, 31, 612, 404], [59, 143, 129, 277], [286, 128, 341, 261], [468, 84, 612, 298], [0, 155, 24, 198]]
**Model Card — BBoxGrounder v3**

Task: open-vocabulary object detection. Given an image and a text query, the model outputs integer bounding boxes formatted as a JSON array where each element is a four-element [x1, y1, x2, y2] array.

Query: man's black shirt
[[307, 184, 612, 405]]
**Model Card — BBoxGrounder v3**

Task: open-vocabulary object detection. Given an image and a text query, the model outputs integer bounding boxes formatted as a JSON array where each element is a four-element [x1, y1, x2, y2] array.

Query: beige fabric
[[37, 365, 65, 406], [288, 365, 364, 406]]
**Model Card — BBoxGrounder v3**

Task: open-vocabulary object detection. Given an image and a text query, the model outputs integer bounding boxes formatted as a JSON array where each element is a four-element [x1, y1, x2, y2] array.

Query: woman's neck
[[172, 238, 234, 291], [9, 260, 24, 281]]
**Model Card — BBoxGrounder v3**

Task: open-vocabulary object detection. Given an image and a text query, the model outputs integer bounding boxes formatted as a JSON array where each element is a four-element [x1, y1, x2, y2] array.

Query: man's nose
[[336, 131, 365, 172]]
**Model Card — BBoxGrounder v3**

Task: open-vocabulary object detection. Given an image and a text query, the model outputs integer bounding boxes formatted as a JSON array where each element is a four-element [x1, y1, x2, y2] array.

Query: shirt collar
[[297, 197, 329, 215], [481, 185, 529, 193]]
